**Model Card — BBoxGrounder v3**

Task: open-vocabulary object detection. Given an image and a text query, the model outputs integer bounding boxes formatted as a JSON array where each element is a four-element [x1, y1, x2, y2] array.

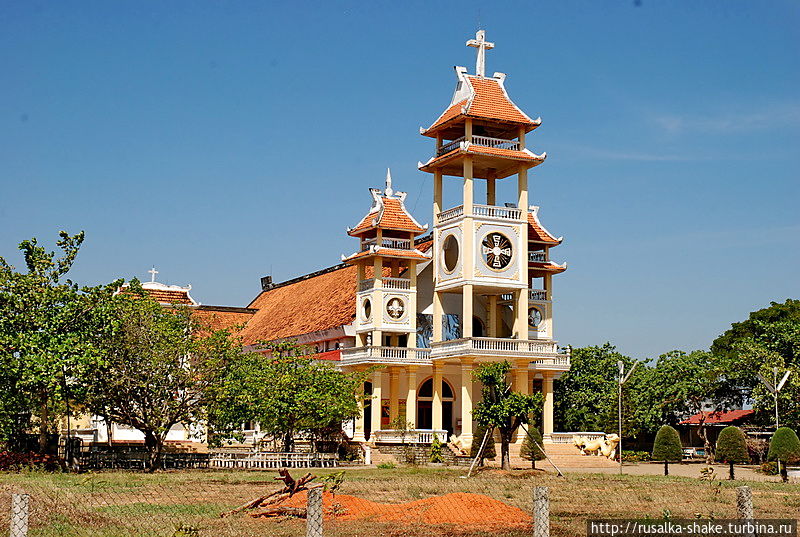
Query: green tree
[[473, 361, 543, 470], [520, 425, 545, 469], [0, 231, 114, 451], [84, 282, 241, 471], [469, 422, 496, 465], [429, 434, 444, 463], [652, 425, 682, 476], [712, 300, 800, 430], [554, 344, 643, 437], [767, 427, 800, 482], [715, 426, 749, 480], [209, 341, 367, 452]]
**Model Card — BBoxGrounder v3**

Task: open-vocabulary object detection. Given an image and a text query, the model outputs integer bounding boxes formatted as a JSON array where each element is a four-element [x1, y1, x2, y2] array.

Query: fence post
[[533, 486, 549, 537], [306, 486, 323, 537], [10, 493, 29, 537], [736, 486, 755, 537]]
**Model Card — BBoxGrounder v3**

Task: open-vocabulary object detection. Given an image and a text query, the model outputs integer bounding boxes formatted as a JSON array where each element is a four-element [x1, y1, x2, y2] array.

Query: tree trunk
[[38, 397, 49, 454], [729, 462, 735, 480], [664, 461, 669, 476], [780, 463, 788, 483], [531, 458, 535, 470], [283, 430, 294, 452], [698, 422, 714, 464], [500, 430, 512, 471], [144, 431, 164, 472]]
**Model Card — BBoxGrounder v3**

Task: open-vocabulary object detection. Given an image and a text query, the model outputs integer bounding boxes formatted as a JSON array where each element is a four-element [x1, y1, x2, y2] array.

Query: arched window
[[417, 377, 455, 400]]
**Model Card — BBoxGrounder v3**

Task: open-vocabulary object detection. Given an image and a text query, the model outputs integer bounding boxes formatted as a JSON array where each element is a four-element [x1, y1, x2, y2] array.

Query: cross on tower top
[[147, 266, 159, 283], [467, 30, 494, 78]]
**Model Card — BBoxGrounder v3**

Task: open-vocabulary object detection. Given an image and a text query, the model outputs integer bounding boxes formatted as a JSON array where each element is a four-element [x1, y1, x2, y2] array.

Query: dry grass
[[0, 467, 797, 537]]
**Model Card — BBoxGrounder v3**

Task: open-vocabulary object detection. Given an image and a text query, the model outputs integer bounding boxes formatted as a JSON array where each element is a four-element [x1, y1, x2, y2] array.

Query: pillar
[[389, 368, 400, 424], [542, 373, 554, 442], [460, 358, 474, 447], [516, 289, 528, 339], [432, 362, 443, 431], [433, 291, 443, 343], [405, 366, 418, 428], [462, 284, 473, 339], [515, 360, 530, 443], [352, 372, 366, 442], [371, 369, 383, 436], [372, 255, 383, 348], [488, 295, 498, 337], [487, 169, 496, 205]]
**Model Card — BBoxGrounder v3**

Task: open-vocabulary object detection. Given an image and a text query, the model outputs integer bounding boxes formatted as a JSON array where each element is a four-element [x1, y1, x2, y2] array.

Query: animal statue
[[581, 437, 605, 456], [572, 435, 588, 451], [601, 434, 620, 459], [450, 434, 467, 455]]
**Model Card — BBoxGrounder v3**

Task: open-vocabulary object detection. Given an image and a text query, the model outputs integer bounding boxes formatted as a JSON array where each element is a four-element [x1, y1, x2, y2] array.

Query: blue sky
[[1, 1, 798, 361]]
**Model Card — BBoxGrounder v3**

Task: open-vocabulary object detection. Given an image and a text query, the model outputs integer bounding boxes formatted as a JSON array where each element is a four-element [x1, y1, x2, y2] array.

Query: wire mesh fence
[[1, 467, 798, 537]]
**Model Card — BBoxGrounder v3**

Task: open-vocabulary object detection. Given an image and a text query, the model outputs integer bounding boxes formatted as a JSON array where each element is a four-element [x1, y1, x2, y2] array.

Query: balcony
[[437, 203, 522, 225], [436, 135, 521, 157], [358, 277, 412, 292], [431, 337, 568, 368], [529, 289, 547, 301], [340, 346, 431, 365], [361, 237, 412, 251]]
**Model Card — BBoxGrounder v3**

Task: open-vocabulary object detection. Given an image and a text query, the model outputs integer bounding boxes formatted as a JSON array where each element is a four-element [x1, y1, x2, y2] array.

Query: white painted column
[[460, 358, 474, 449], [371, 370, 383, 437], [352, 372, 366, 442], [432, 362, 443, 431], [542, 373, 554, 443], [462, 284, 473, 338], [405, 365, 418, 428], [515, 360, 530, 444], [389, 368, 400, 424]]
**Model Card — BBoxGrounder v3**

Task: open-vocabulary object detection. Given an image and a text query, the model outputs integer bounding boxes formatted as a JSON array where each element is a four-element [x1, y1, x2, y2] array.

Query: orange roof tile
[[349, 191, 426, 236], [424, 74, 539, 135], [192, 306, 256, 334], [527, 209, 562, 245], [343, 247, 430, 263]]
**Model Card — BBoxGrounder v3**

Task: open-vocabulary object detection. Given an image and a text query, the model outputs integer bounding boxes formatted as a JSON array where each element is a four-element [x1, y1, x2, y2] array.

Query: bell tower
[[419, 31, 568, 444]]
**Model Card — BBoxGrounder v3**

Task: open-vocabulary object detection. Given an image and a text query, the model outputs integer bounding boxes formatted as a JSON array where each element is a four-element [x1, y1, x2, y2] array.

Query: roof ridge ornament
[[467, 30, 494, 78], [384, 168, 393, 196]]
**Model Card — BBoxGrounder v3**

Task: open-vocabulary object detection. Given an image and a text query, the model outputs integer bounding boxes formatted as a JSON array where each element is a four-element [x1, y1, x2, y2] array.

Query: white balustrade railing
[[340, 346, 432, 364], [362, 237, 412, 251], [358, 278, 411, 292], [529, 289, 547, 301], [437, 136, 465, 156], [437, 205, 464, 224], [371, 429, 448, 445], [550, 432, 606, 445], [471, 135, 521, 151], [209, 451, 337, 469], [431, 337, 568, 366], [529, 251, 547, 263], [474, 204, 522, 220]]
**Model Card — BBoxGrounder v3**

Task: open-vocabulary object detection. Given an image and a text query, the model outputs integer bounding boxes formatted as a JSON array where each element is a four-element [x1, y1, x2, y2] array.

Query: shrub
[[715, 426, 749, 480], [0, 451, 63, 471], [759, 461, 778, 475], [429, 435, 444, 463], [470, 423, 496, 463], [767, 427, 800, 482], [622, 450, 651, 462], [376, 462, 395, 469], [652, 425, 682, 476], [519, 426, 545, 469]]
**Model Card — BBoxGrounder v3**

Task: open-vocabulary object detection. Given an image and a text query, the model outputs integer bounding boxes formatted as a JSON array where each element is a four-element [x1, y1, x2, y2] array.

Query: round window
[[362, 298, 372, 321], [386, 297, 405, 320], [528, 307, 542, 328], [481, 232, 513, 270], [443, 235, 459, 273]]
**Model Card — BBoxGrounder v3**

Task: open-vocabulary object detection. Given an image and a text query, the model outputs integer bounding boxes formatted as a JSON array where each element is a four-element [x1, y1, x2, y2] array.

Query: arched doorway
[[416, 377, 455, 435]]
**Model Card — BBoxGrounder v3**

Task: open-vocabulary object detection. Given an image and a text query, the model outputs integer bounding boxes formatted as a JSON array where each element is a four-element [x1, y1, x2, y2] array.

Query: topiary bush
[[652, 425, 682, 476], [520, 426, 545, 469], [470, 423, 496, 465], [715, 426, 749, 480], [767, 427, 800, 482], [429, 435, 444, 463]]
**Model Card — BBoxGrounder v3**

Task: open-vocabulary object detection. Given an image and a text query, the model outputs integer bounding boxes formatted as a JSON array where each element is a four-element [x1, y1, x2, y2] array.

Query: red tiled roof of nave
[[349, 197, 425, 236], [680, 409, 755, 425], [192, 306, 256, 334]]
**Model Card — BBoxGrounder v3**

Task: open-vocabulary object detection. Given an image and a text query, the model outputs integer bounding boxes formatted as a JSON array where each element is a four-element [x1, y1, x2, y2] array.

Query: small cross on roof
[[467, 30, 495, 78], [147, 266, 159, 283]]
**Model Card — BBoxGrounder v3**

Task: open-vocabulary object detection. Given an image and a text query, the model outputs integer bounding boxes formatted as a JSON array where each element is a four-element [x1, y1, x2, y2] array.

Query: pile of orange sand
[[278, 490, 532, 529]]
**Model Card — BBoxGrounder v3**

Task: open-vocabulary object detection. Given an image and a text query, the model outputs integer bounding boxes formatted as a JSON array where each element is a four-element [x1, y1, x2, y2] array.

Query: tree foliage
[[472, 361, 542, 470], [84, 281, 240, 471], [469, 422, 496, 463], [0, 231, 115, 451], [652, 425, 682, 475], [208, 341, 367, 452], [767, 427, 800, 463], [715, 426, 749, 480]]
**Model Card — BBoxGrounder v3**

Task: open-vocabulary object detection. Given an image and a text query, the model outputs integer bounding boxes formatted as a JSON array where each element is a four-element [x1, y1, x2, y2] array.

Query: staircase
[[505, 442, 619, 469]]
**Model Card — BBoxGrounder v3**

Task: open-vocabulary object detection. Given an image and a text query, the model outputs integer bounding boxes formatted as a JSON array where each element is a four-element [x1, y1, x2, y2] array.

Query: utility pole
[[618, 360, 638, 475]]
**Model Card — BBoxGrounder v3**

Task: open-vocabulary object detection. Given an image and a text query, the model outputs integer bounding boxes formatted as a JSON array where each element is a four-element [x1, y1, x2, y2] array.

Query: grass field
[[1, 467, 798, 536]]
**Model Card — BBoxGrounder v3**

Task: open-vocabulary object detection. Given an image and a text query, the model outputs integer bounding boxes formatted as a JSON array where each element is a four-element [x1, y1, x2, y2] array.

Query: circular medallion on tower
[[362, 298, 372, 321], [528, 307, 542, 328], [442, 234, 459, 274], [481, 232, 513, 270], [386, 297, 406, 320]]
